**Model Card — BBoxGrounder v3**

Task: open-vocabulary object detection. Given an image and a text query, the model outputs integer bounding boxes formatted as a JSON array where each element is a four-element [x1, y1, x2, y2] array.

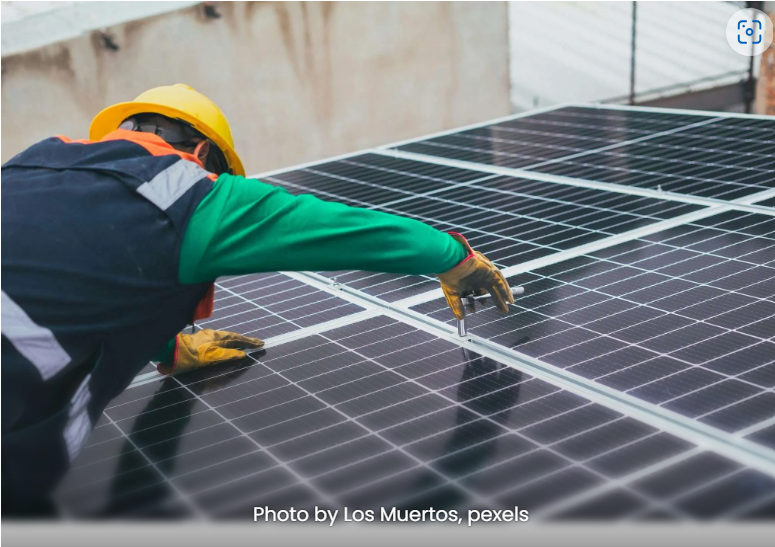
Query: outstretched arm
[[153, 173, 468, 370], [155, 173, 513, 372], [176, 174, 468, 284]]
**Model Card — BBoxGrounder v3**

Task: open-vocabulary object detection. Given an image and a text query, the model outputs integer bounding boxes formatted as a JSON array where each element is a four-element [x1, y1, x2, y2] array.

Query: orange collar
[[100, 129, 206, 169]]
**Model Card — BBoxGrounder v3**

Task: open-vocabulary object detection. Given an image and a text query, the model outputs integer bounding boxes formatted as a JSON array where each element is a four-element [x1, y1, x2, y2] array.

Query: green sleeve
[[178, 174, 468, 284], [152, 337, 176, 364]]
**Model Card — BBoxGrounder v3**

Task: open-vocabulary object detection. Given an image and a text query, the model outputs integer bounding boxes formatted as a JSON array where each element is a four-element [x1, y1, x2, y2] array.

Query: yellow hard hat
[[89, 84, 245, 176]]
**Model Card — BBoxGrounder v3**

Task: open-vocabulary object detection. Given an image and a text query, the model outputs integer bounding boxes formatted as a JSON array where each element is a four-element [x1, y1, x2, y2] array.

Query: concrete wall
[[1, 1, 511, 174]]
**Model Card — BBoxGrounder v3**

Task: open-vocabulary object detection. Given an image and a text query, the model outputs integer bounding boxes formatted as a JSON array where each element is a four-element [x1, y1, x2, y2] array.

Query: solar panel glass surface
[[392, 106, 775, 201], [56, 315, 775, 519], [53, 105, 775, 520]]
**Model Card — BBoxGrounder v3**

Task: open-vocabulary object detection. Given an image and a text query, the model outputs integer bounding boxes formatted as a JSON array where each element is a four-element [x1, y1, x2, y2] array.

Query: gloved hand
[[436, 232, 514, 321], [157, 329, 264, 375]]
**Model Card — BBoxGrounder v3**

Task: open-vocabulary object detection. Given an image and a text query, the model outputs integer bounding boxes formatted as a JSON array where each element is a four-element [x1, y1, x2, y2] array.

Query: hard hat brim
[[89, 101, 245, 177]]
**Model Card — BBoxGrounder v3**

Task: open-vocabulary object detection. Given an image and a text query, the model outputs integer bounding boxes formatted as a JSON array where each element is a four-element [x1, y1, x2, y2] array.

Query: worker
[[1, 84, 514, 515]]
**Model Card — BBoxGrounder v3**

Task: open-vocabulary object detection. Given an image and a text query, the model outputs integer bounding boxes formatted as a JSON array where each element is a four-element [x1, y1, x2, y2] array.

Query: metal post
[[744, 1, 762, 114], [629, 2, 637, 105], [746, 49, 756, 114]]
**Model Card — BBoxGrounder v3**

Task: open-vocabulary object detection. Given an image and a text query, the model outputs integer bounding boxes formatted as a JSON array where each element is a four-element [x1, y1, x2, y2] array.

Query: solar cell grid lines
[[412, 210, 775, 447], [53, 104, 775, 520], [521, 131, 775, 201], [204, 272, 366, 336], [391, 106, 775, 202], [392, 106, 724, 170], [55, 315, 775, 519], [132, 274, 370, 381], [266, 153, 703, 302]]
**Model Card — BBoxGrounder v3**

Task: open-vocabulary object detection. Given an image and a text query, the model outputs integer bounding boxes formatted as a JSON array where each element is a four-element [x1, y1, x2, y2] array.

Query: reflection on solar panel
[[413, 211, 775, 445], [391, 107, 775, 201], [393, 107, 719, 170], [206, 273, 365, 336], [54, 316, 775, 519], [267, 154, 703, 302], [54, 105, 775, 520]]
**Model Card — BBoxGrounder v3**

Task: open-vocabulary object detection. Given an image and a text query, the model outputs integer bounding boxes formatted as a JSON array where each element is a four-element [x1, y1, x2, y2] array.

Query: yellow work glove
[[157, 329, 264, 375], [436, 232, 515, 321]]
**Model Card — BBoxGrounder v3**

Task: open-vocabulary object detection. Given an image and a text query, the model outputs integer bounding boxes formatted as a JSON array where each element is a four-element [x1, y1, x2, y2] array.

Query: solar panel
[[133, 273, 368, 389], [392, 107, 721, 171], [518, 120, 775, 201], [267, 154, 704, 302], [411, 210, 775, 448], [390, 106, 775, 202], [52, 104, 775, 520], [54, 314, 775, 519]]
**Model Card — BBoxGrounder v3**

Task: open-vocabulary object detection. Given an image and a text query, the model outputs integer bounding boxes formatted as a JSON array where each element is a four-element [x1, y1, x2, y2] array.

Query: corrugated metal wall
[[509, 1, 753, 111]]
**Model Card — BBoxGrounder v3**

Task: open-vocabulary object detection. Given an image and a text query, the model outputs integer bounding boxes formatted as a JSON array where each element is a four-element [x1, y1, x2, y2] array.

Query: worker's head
[[89, 84, 245, 176], [117, 113, 230, 175]]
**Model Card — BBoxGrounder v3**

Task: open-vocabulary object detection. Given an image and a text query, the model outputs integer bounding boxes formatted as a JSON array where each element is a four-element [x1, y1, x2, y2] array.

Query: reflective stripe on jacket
[[1, 130, 216, 509]]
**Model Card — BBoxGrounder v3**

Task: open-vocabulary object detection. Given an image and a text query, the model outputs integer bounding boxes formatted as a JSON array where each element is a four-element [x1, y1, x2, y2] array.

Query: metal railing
[[613, 1, 759, 111]]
